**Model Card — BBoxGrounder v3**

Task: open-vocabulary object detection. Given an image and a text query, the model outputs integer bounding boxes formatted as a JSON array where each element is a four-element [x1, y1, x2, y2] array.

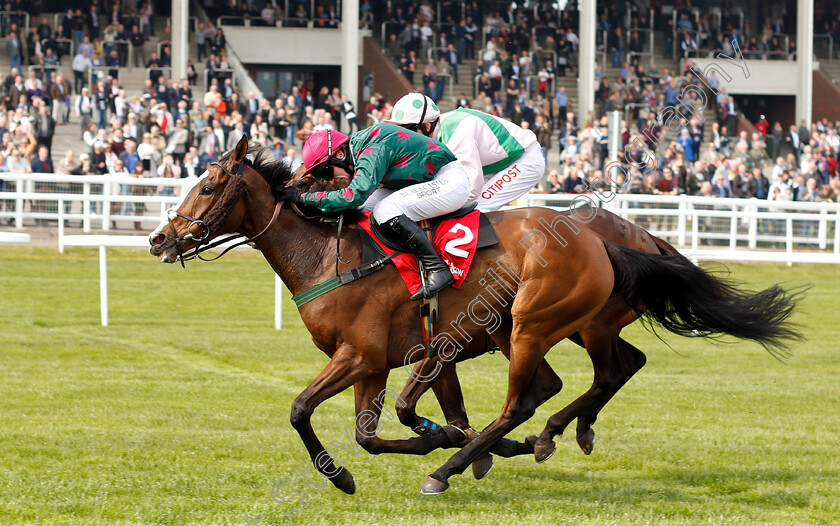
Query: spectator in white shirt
[[282, 147, 302, 171]]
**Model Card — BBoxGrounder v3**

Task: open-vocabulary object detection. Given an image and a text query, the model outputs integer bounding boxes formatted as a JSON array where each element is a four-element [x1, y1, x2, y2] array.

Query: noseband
[[166, 160, 282, 268]]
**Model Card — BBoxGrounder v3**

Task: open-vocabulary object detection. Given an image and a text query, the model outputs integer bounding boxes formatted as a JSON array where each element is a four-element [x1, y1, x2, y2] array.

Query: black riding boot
[[381, 215, 454, 300]]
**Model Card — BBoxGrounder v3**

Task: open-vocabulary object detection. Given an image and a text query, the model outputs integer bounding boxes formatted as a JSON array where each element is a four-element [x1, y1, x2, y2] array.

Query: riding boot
[[380, 215, 454, 300]]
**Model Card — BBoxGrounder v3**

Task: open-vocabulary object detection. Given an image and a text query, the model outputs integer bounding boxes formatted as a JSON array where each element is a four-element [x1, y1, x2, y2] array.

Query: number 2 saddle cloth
[[360, 203, 499, 296]]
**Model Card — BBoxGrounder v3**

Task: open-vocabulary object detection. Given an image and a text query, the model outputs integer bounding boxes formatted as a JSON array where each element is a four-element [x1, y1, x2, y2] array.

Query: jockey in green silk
[[274, 125, 471, 300]]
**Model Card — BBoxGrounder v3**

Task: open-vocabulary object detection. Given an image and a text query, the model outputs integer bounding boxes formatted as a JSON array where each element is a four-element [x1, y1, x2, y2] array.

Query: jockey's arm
[[300, 150, 384, 212]]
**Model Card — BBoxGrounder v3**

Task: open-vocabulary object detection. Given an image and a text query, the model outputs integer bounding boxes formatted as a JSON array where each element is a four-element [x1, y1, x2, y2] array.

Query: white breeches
[[476, 142, 545, 211], [363, 160, 471, 223]]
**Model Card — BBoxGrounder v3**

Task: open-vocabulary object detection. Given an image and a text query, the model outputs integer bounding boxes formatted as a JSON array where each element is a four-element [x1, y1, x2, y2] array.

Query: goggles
[[312, 130, 352, 181]]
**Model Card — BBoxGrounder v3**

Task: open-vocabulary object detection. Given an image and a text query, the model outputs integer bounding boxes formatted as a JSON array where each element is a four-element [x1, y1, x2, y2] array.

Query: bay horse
[[149, 136, 803, 495], [290, 163, 799, 470], [394, 210, 693, 459]]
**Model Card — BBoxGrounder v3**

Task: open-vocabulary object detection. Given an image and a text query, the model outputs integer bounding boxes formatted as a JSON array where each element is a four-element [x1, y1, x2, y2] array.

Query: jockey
[[275, 125, 470, 300], [389, 93, 544, 212]]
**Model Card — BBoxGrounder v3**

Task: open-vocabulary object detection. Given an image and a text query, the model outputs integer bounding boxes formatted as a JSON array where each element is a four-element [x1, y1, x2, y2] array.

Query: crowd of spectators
[[375, 1, 839, 213], [534, 56, 840, 207], [1, 1, 839, 233], [203, 0, 341, 29], [0, 36, 370, 227]]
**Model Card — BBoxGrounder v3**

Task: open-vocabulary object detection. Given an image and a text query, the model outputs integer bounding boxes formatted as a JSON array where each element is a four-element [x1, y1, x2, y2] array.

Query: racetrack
[[2, 246, 839, 525]]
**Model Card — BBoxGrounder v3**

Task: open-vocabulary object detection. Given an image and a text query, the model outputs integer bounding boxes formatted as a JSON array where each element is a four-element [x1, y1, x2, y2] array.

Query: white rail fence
[[2, 173, 840, 264], [517, 193, 840, 265], [59, 234, 284, 329], [0, 173, 194, 231]]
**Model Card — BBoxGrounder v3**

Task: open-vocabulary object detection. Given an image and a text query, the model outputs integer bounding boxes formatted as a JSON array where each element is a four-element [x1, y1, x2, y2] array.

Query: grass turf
[[1, 246, 839, 525]]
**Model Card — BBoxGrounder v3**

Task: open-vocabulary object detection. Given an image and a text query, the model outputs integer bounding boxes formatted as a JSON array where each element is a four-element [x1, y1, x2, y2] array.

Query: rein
[[167, 161, 282, 267], [288, 202, 349, 276]]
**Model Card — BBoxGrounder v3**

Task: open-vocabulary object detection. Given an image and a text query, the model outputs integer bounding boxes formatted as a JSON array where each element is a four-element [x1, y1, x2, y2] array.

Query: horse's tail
[[603, 240, 807, 359]]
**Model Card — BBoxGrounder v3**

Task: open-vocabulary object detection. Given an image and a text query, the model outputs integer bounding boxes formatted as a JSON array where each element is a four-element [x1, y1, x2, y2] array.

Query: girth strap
[[292, 252, 399, 307]]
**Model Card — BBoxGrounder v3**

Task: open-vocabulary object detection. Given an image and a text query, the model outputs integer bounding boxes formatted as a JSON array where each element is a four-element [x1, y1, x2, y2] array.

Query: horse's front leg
[[351, 371, 466, 455], [289, 343, 377, 494]]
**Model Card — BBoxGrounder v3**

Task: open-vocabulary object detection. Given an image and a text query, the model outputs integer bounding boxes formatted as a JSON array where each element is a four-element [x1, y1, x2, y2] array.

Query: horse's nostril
[[151, 233, 166, 246]]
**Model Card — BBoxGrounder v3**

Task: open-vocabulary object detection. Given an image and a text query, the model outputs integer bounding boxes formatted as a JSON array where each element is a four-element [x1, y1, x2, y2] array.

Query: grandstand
[[0, 0, 838, 253]]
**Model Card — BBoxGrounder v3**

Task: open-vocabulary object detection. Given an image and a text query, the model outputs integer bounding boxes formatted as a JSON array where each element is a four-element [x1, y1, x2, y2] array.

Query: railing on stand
[[146, 65, 173, 83], [426, 46, 449, 63], [626, 27, 654, 67], [27, 65, 60, 81], [0, 10, 30, 35], [89, 65, 122, 86], [166, 15, 199, 32], [474, 73, 505, 99], [433, 23, 454, 47], [814, 34, 834, 62], [204, 68, 237, 91], [524, 74, 555, 100], [379, 21, 403, 47], [217, 16, 249, 26]]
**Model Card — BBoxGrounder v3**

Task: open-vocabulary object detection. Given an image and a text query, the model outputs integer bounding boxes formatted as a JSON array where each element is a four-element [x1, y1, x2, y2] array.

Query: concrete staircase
[[408, 54, 478, 111], [820, 61, 840, 87]]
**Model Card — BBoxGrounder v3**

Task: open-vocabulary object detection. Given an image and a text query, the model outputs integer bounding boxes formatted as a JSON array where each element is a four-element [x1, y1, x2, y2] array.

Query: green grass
[[1, 246, 839, 525]]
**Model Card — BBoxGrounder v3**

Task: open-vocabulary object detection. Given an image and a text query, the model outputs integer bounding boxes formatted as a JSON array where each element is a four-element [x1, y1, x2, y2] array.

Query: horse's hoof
[[471, 454, 494, 480], [420, 475, 449, 495], [524, 435, 539, 451], [441, 425, 469, 447], [533, 438, 556, 464], [577, 428, 595, 455], [331, 467, 356, 494]]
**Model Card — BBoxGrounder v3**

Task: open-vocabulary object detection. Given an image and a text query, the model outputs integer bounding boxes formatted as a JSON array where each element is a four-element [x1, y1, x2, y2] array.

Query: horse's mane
[[219, 143, 296, 201], [220, 141, 363, 224]]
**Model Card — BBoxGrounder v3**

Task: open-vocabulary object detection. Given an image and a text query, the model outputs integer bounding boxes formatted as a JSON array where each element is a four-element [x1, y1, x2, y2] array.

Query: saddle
[[291, 204, 501, 359], [362, 202, 499, 264], [291, 204, 499, 308]]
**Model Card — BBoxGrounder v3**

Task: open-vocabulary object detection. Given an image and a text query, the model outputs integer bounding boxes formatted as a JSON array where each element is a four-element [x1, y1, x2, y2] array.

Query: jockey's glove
[[275, 186, 303, 204]]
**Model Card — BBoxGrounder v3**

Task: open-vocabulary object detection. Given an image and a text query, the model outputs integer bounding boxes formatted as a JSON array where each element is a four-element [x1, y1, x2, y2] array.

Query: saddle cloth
[[357, 208, 498, 296]]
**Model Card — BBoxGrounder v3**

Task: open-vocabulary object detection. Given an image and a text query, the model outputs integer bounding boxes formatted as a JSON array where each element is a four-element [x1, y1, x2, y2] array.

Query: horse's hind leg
[[575, 337, 646, 453], [396, 359, 497, 478], [397, 353, 563, 478], [396, 357, 454, 433], [422, 269, 612, 494], [351, 372, 466, 456], [534, 330, 646, 460]]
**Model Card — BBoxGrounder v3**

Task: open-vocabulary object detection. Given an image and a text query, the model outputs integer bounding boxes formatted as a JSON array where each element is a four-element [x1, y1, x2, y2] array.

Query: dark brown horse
[[149, 137, 802, 495], [289, 166, 662, 465]]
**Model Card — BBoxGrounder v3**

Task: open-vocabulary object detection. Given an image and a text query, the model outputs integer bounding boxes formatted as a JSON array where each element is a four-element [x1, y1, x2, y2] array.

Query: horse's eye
[[201, 185, 213, 195]]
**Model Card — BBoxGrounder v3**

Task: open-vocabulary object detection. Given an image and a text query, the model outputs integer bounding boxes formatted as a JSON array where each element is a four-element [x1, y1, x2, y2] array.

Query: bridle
[[165, 159, 282, 268]]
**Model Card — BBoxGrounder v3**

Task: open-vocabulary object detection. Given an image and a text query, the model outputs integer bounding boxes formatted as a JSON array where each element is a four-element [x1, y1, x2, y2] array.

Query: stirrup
[[410, 287, 429, 301], [410, 260, 429, 301], [410, 261, 453, 300]]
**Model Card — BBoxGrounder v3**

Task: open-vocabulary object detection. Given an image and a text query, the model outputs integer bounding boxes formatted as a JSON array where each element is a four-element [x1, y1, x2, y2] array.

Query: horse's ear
[[229, 134, 249, 172]]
